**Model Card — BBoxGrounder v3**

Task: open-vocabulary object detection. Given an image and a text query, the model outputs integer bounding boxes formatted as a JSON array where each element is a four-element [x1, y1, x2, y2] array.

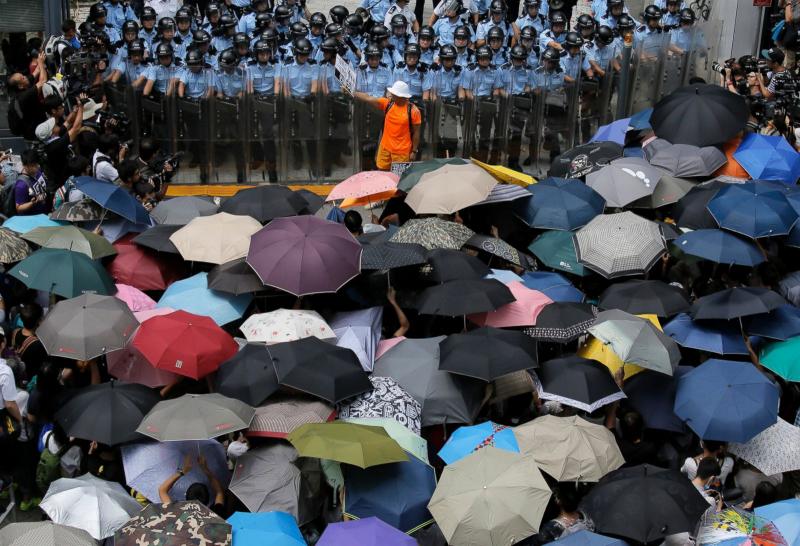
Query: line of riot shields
[[104, 23, 720, 184]]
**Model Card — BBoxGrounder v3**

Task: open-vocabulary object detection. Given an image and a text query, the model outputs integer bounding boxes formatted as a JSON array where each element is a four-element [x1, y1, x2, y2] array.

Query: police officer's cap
[[123, 20, 139, 35], [186, 48, 204, 66], [439, 44, 457, 59], [310, 12, 327, 27], [524, 0, 540, 8], [321, 37, 338, 53], [293, 38, 313, 56], [542, 47, 560, 62], [405, 43, 421, 57], [487, 26, 505, 41], [156, 42, 174, 58], [219, 48, 238, 67], [596, 25, 615, 44], [370, 24, 390, 40], [142, 6, 157, 20], [510, 45, 527, 60], [345, 14, 364, 32], [251, 0, 267, 7], [489, 0, 506, 14], [617, 14, 636, 31], [234, 33, 250, 47], [476, 45, 493, 59], [89, 2, 107, 20], [607, 0, 624, 7], [158, 17, 176, 32], [261, 28, 279, 43], [391, 14, 408, 28], [565, 31, 583, 48], [679, 8, 696, 23], [330, 5, 349, 23], [255, 12, 273, 28], [454, 25, 471, 40], [254, 39, 272, 54], [520, 26, 537, 40], [175, 7, 192, 22], [550, 0, 566, 10], [419, 25, 435, 40], [274, 5, 292, 21], [291, 22, 309, 38], [644, 5, 662, 20], [550, 11, 567, 25], [365, 43, 382, 58], [206, 2, 221, 14]]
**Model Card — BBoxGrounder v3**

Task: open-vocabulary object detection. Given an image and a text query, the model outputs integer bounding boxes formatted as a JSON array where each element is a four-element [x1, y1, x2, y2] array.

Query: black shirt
[[43, 127, 71, 190], [16, 85, 46, 142]]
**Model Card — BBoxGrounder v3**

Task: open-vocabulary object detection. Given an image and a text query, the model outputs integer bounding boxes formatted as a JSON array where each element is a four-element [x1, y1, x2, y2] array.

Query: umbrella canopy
[[41, 473, 143, 540], [248, 395, 334, 438], [157, 273, 252, 326], [22, 225, 116, 259], [405, 163, 497, 214], [106, 327, 181, 387], [574, 212, 666, 279], [524, 302, 598, 343], [674, 359, 779, 442], [227, 511, 305, 546], [0, 227, 31, 263], [690, 286, 786, 320], [468, 281, 550, 327], [438, 327, 538, 381], [327, 170, 399, 202], [663, 313, 748, 355], [515, 177, 606, 231], [586, 159, 666, 208], [630, 175, 697, 209], [170, 212, 262, 264], [121, 440, 228, 503], [131, 224, 181, 253], [247, 216, 361, 296], [514, 415, 624, 482], [756, 500, 800, 546], [760, 336, 800, 381], [437, 421, 520, 465], [215, 343, 280, 406], [337, 376, 421, 434], [287, 422, 408, 468], [624, 367, 692, 433], [428, 447, 551, 546], [207, 257, 264, 295], [3, 213, 64, 233], [50, 199, 103, 222], [673, 181, 725, 230], [0, 522, 95, 546], [674, 229, 766, 266], [137, 393, 255, 441], [361, 241, 428, 270], [342, 417, 429, 463], [552, 530, 628, 546], [581, 464, 712, 543], [397, 157, 469, 192], [466, 234, 534, 269], [318, 517, 416, 546], [416, 278, 516, 316], [427, 248, 491, 282], [115, 283, 157, 312], [697, 507, 788, 546], [745, 304, 800, 341], [389, 217, 474, 250], [521, 271, 585, 302], [650, 84, 749, 146], [10, 248, 115, 298], [648, 142, 728, 178], [472, 182, 533, 206], [599, 279, 690, 317], [734, 133, 800, 183], [728, 418, 800, 476], [550, 142, 624, 179], [528, 230, 587, 276], [108, 234, 184, 291], [74, 176, 150, 224], [220, 186, 309, 223], [331, 306, 383, 372], [240, 309, 335, 344], [707, 181, 798, 238], [37, 294, 137, 360], [114, 501, 231, 546], [590, 119, 630, 146], [535, 356, 625, 413], [150, 195, 218, 225]]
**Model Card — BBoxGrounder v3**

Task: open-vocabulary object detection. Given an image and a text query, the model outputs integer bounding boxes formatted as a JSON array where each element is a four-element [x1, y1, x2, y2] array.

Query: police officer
[[532, 46, 565, 89], [356, 43, 392, 169], [103, 0, 136, 32], [114, 20, 141, 62], [251, 13, 274, 46], [274, 5, 293, 41], [635, 5, 665, 57], [110, 38, 150, 86], [394, 43, 431, 101], [202, 2, 223, 34], [246, 39, 279, 182], [238, 0, 270, 35], [476, 1, 512, 47], [308, 13, 328, 52], [384, 0, 418, 33], [586, 25, 619, 77], [464, 44, 504, 162], [519, 26, 540, 68], [215, 48, 247, 182], [598, 0, 633, 29], [360, 0, 393, 27], [561, 32, 589, 83], [532, 46, 566, 161], [178, 48, 215, 183], [263, 28, 292, 62], [616, 14, 637, 43], [389, 14, 416, 58], [452, 25, 475, 67], [487, 27, 509, 66], [661, 0, 682, 30], [540, 11, 567, 51], [192, 30, 219, 69], [281, 0, 311, 25], [317, 23, 360, 67], [175, 8, 195, 48], [318, 37, 352, 176], [152, 18, 187, 61], [513, 0, 547, 44], [433, 2, 466, 46], [503, 44, 534, 170], [140, 7, 159, 49], [89, 3, 121, 44], [280, 38, 320, 174], [417, 26, 439, 65], [369, 24, 402, 67], [143, 43, 182, 145], [330, 5, 350, 25], [233, 33, 253, 67], [576, 14, 597, 43], [212, 14, 238, 53], [429, 44, 464, 157], [669, 8, 705, 53]]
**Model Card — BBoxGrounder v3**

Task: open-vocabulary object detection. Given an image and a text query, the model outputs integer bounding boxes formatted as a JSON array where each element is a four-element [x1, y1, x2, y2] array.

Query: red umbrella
[[131, 310, 238, 380], [108, 234, 184, 291]]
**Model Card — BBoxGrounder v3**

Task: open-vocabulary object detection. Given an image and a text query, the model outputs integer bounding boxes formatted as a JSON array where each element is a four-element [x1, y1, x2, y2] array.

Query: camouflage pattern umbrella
[[390, 218, 475, 251], [114, 501, 232, 546], [0, 227, 30, 263], [50, 199, 103, 222]]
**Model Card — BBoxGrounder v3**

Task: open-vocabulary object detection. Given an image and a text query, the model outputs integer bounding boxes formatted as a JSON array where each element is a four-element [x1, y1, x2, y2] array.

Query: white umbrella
[[240, 309, 335, 344], [729, 418, 800, 476], [40, 473, 143, 540]]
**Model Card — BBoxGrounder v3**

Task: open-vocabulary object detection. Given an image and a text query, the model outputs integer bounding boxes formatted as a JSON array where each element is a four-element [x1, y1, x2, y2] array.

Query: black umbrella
[[267, 337, 372, 404], [361, 242, 428, 270], [523, 302, 598, 343], [464, 234, 535, 270], [296, 189, 325, 214], [580, 464, 711, 543], [208, 258, 265, 295], [427, 249, 491, 282], [549, 141, 624, 179], [690, 286, 786, 320], [438, 327, 538, 381], [132, 225, 181, 254], [215, 343, 280, 406], [415, 279, 515, 316], [220, 186, 309, 223], [672, 181, 724, 230], [55, 381, 160, 445], [657, 221, 682, 241], [650, 84, 749, 147], [536, 356, 624, 413], [599, 280, 690, 317]]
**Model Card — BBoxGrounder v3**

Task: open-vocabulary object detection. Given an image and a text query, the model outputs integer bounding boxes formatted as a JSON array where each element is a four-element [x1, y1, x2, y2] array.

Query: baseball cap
[[761, 48, 785, 64], [35, 118, 56, 142], [386, 80, 412, 98]]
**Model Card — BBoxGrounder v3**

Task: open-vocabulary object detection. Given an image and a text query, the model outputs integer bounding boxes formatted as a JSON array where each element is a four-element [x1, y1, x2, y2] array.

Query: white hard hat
[[386, 80, 412, 98]]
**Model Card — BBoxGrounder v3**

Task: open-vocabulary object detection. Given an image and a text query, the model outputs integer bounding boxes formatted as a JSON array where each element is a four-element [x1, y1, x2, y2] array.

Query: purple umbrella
[[318, 517, 416, 546], [247, 216, 362, 296]]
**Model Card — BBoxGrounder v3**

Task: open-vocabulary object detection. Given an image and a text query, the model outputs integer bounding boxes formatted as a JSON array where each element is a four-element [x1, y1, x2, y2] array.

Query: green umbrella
[[9, 248, 116, 298], [397, 158, 469, 193], [0, 227, 31, 264], [528, 230, 587, 276], [286, 422, 409, 468], [342, 417, 429, 463], [22, 225, 117, 259], [760, 336, 800, 381]]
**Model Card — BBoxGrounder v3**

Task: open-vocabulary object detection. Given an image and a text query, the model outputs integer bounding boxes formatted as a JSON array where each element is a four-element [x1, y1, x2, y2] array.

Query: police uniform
[[634, 25, 666, 56], [433, 17, 464, 46], [139, 28, 159, 49], [514, 13, 547, 37], [379, 45, 403, 69], [455, 47, 475, 68], [283, 58, 320, 174], [429, 62, 463, 157], [103, 1, 137, 31], [526, 48, 540, 69], [247, 58, 279, 180], [393, 62, 431, 99], [319, 56, 352, 175], [177, 31, 194, 49], [560, 51, 590, 80], [475, 20, 512, 44], [215, 64, 248, 181], [503, 61, 534, 169], [532, 64, 565, 89], [115, 56, 150, 84], [314, 41, 359, 67], [98, 24, 122, 44], [357, 63, 393, 97], [360, 0, 393, 23], [349, 34, 368, 52], [465, 63, 503, 162], [389, 34, 417, 59], [670, 26, 705, 52], [420, 46, 437, 66], [152, 39, 187, 60], [539, 29, 566, 52], [661, 11, 681, 30], [145, 63, 181, 95], [143, 61, 182, 146], [655, 0, 686, 8], [178, 64, 215, 181], [237, 12, 261, 35], [384, 3, 417, 33], [490, 46, 509, 67], [356, 62, 392, 169], [211, 35, 234, 54], [584, 40, 618, 71]]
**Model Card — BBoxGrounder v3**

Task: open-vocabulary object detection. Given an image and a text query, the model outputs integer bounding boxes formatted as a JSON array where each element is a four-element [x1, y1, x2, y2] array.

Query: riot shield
[[243, 91, 281, 184], [626, 34, 669, 117], [320, 91, 356, 180], [684, 20, 722, 86], [281, 92, 320, 182], [505, 91, 534, 171], [352, 98, 383, 172], [411, 96, 433, 161], [175, 94, 211, 184], [429, 95, 466, 159], [210, 93, 247, 184], [531, 78, 570, 176], [468, 95, 503, 164]]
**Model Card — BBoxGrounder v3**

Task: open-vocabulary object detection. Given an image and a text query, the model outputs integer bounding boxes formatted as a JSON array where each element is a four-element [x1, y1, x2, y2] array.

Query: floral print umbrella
[[337, 376, 422, 434]]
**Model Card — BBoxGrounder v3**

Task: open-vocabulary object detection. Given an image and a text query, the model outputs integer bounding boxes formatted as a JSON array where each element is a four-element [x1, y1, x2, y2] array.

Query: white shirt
[[0, 361, 16, 408], [15, 389, 28, 442], [384, 3, 418, 34], [144, 0, 183, 20], [681, 455, 734, 485], [92, 150, 119, 183]]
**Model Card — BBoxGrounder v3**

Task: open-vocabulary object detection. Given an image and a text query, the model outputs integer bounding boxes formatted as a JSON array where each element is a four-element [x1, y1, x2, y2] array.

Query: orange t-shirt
[[377, 98, 422, 154]]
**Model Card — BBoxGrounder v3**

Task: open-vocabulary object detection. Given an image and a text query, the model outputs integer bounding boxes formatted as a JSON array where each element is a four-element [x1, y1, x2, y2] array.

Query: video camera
[[147, 151, 184, 193]]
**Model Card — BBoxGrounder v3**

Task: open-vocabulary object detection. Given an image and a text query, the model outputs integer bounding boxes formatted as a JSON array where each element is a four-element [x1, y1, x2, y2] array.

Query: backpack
[[36, 433, 69, 493], [7, 97, 24, 137], [1, 174, 32, 218], [384, 100, 420, 141]]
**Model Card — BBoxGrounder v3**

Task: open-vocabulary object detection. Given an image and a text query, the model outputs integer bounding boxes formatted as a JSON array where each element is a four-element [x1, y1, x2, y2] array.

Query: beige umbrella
[[428, 447, 551, 546], [513, 415, 624, 482], [169, 212, 261, 264], [405, 164, 497, 215]]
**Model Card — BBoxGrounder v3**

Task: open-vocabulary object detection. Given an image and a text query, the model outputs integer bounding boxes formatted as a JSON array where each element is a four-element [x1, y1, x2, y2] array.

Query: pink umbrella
[[325, 171, 399, 202], [469, 281, 553, 327], [134, 307, 175, 322], [375, 336, 406, 360], [106, 344, 181, 388], [115, 283, 157, 312]]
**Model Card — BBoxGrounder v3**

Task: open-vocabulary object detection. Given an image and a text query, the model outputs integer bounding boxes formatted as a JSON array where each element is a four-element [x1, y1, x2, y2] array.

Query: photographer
[[14, 150, 49, 216], [7, 52, 49, 145], [134, 137, 174, 199], [757, 48, 792, 100], [34, 95, 86, 191], [92, 133, 127, 183]]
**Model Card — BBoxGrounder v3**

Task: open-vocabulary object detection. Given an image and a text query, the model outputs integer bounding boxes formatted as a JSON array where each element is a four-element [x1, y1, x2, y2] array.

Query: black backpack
[[7, 96, 24, 137], [384, 100, 419, 138], [2, 173, 32, 218]]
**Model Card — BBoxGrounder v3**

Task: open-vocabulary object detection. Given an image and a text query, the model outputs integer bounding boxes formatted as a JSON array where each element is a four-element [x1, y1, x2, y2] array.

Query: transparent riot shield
[[531, 77, 571, 177], [627, 34, 669, 117], [659, 38, 688, 100], [352, 98, 383, 172], [505, 91, 534, 171], [175, 92, 211, 184], [244, 90, 281, 184], [280, 90, 320, 183], [411, 96, 433, 161], [319, 90, 356, 180], [460, 94, 476, 159], [468, 95, 504, 164], [684, 20, 723, 86], [429, 95, 466, 159]]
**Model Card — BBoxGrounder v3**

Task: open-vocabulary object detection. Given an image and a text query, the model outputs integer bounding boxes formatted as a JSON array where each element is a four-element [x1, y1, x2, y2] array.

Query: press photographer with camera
[[7, 52, 49, 146], [92, 133, 128, 183], [133, 137, 175, 199], [14, 150, 49, 216], [757, 48, 793, 100], [34, 94, 87, 191]]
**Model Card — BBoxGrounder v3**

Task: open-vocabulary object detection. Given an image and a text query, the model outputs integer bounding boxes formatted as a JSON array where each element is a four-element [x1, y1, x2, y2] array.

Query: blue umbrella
[[744, 304, 800, 341], [514, 178, 605, 231], [437, 421, 520, 465], [484, 269, 523, 284], [663, 313, 748, 355], [674, 359, 779, 442], [75, 176, 151, 224], [623, 147, 645, 158], [554, 529, 629, 546], [330, 306, 383, 372], [707, 181, 798, 238], [624, 366, 692, 433], [629, 107, 653, 131], [787, 222, 800, 249], [227, 511, 305, 546], [2, 214, 65, 233], [521, 271, 585, 302], [755, 499, 800, 546], [733, 133, 800, 184], [157, 272, 252, 326], [86, 217, 152, 243], [343, 454, 436, 533], [673, 229, 765, 266], [590, 118, 632, 146]]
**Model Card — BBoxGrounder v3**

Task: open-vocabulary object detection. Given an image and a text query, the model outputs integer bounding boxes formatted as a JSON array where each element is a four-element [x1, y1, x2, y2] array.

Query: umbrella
[[745, 304, 800, 341], [114, 501, 231, 546], [663, 313, 748, 355], [472, 182, 533, 205], [416, 278, 516, 316], [2, 213, 64, 233], [707, 181, 798, 238], [0, 522, 95, 546], [326, 170, 399, 202], [0, 227, 30, 263], [465, 234, 534, 269], [728, 418, 800, 476], [647, 142, 728, 178], [674, 181, 725, 230], [50, 199, 103, 222], [624, 366, 692, 433], [137, 393, 255, 441], [697, 507, 788, 546], [248, 395, 334, 438], [36, 294, 137, 360], [650, 84, 749, 146], [228, 511, 305, 546], [207, 258, 264, 295], [528, 230, 587, 276], [781, 271, 800, 307], [240, 309, 334, 344], [106, 309, 180, 387], [115, 283, 157, 312], [756, 500, 800, 546], [553, 530, 628, 546], [132, 310, 238, 380], [108, 234, 184, 291], [397, 157, 469, 192], [513, 415, 624, 482], [470, 158, 535, 186], [760, 336, 800, 381], [467, 281, 551, 327], [361, 241, 428, 270], [590, 119, 630, 146], [330, 306, 383, 372], [586, 159, 666, 208], [372, 336, 484, 426], [674, 229, 766, 266], [157, 272, 254, 325], [389, 217, 474, 251], [574, 212, 666, 279], [55, 381, 159, 445], [550, 142, 624, 179], [515, 177, 605, 231], [170, 212, 262, 264], [524, 302, 598, 343], [535, 356, 625, 413], [599, 279, 690, 317], [131, 224, 181, 253], [318, 518, 416, 546], [734, 133, 800, 184], [342, 417, 429, 463], [247, 215, 361, 296], [405, 163, 496, 214], [629, 175, 697, 209], [485, 269, 523, 284], [220, 186, 310, 223], [121, 440, 228, 503], [287, 422, 408, 468], [22, 225, 116, 259], [690, 287, 786, 320], [581, 464, 712, 543], [9, 248, 115, 298], [150, 195, 218, 225], [438, 327, 538, 381], [337, 376, 421, 434], [674, 359, 779, 442], [578, 335, 646, 381], [215, 343, 280, 406], [41, 473, 143, 540], [437, 421, 520, 465], [427, 248, 491, 282], [93, 216, 152, 244], [74, 176, 150, 224], [428, 447, 551, 545], [521, 271, 585, 302]]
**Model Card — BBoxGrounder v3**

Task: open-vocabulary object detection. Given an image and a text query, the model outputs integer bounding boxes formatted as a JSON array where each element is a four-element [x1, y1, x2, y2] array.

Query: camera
[[711, 58, 735, 75]]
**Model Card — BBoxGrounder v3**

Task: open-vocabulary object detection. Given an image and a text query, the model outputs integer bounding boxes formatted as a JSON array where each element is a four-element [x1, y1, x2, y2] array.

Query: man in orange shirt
[[354, 81, 422, 170]]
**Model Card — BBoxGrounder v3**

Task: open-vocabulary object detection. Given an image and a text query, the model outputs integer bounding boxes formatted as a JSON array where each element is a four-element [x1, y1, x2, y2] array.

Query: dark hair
[[67, 155, 90, 177], [133, 181, 155, 198], [696, 457, 721, 480], [139, 137, 158, 161], [619, 410, 644, 442], [21, 149, 40, 167], [185, 482, 210, 504], [43, 95, 64, 114], [751, 481, 778, 509], [62, 19, 77, 33], [117, 159, 139, 183], [688, 76, 707, 85], [554, 483, 580, 513], [344, 210, 363, 234], [702, 440, 726, 454], [98, 133, 119, 155], [19, 302, 43, 330]]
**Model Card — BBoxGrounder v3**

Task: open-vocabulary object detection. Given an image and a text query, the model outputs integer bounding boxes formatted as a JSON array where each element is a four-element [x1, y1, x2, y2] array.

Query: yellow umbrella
[[471, 158, 536, 187], [578, 314, 663, 380]]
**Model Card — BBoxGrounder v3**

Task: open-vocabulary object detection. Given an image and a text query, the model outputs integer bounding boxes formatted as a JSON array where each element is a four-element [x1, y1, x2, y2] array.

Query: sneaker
[[19, 497, 40, 511]]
